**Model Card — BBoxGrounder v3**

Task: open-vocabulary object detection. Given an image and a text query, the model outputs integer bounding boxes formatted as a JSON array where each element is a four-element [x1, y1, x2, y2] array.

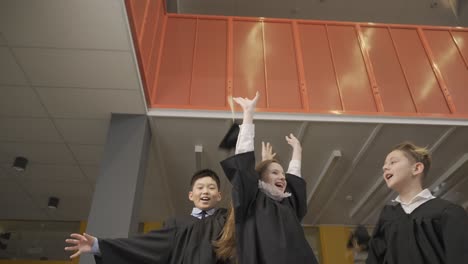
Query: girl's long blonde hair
[[214, 201, 236, 262]]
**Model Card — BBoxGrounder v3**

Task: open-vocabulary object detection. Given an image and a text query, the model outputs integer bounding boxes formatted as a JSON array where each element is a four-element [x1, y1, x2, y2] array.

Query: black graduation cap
[[219, 122, 240, 150]]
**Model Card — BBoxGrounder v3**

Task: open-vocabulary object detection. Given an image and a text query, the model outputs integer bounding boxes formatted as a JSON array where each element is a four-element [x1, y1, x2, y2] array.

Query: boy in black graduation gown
[[367, 142, 468, 264], [347, 225, 370, 264], [65, 169, 229, 264], [215, 92, 318, 264]]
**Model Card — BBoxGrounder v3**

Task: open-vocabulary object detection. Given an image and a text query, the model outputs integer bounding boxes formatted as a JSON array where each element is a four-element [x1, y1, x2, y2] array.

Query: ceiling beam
[[449, 0, 460, 17], [441, 173, 468, 200], [311, 124, 382, 224], [349, 172, 385, 218], [296, 121, 309, 141], [462, 200, 468, 210], [429, 127, 457, 154], [430, 153, 468, 193], [148, 109, 468, 126], [307, 150, 342, 205]]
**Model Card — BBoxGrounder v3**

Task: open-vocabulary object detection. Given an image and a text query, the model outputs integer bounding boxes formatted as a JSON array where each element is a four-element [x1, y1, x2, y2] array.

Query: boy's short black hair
[[190, 169, 221, 189], [347, 225, 370, 250]]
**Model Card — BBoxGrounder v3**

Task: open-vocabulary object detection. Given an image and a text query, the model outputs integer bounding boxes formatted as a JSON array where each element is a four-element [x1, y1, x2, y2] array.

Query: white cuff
[[90, 237, 101, 256], [287, 159, 301, 177], [235, 124, 255, 154]]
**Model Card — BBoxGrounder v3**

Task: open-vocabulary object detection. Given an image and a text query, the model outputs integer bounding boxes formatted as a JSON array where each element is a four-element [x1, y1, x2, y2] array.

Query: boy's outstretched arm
[[65, 233, 98, 258]]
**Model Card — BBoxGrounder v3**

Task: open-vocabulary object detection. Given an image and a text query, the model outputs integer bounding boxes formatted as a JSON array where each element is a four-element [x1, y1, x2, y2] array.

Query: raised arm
[[285, 133, 302, 177], [233, 92, 259, 155], [233, 91, 259, 125], [221, 92, 260, 221], [283, 133, 307, 219]]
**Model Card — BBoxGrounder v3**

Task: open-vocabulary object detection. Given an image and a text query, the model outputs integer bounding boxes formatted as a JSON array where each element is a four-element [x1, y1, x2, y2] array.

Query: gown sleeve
[[366, 207, 389, 264], [93, 227, 175, 264], [220, 151, 258, 223], [284, 174, 308, 221], [440, 204, 468, 264]]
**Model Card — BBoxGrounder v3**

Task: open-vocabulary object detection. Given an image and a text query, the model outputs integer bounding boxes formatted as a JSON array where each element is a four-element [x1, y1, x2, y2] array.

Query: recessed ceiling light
[[48, 197, 59, 209], [13, 157, 28, 171]]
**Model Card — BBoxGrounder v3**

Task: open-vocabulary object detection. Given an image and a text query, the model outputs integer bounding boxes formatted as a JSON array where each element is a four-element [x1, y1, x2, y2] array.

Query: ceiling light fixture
[[194, 145, 203, 171], [48, 197, 59, 209], [13, 156, 28, 171], [0, 232, 10, 240]]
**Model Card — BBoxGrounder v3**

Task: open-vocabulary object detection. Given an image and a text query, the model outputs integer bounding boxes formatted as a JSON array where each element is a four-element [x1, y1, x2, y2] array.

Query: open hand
[[262, 141, 277, 161], [64, 233, 96, 259], [285, 133, 301, 150], [232, 91, 259, 114]]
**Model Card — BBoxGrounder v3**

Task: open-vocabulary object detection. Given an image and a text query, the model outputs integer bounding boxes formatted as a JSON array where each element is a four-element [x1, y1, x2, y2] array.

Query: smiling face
[[260, 162, 287, 193], [188, 176, 222, 210], [382, 150, 423, 191]]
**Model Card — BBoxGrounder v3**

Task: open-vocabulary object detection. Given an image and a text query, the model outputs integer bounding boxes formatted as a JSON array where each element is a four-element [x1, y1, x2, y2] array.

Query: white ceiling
[[0, 0, 146, 225]]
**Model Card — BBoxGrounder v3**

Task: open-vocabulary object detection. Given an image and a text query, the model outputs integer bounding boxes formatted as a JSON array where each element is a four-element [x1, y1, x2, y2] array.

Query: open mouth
[[384, 173, 393, 180], [274, 182, 285, 189], [200, 197, 211, 202]]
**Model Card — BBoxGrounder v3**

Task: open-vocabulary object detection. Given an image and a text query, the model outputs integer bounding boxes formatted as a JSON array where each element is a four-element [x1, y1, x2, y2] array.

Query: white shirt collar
[[191, 207, 216, 218], [393, 188, 435, 205], [258, 180, 291, 201]]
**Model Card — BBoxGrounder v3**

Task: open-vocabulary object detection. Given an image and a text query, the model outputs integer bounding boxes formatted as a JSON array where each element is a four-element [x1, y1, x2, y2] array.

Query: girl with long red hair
[[215, 92, 318, 264]]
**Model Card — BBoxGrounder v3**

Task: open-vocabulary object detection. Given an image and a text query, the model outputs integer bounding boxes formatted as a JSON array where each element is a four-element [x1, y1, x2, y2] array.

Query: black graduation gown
[[94, 208, 228, 264], [220, 151, 318, 264], [367, 198, 468, 264]]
